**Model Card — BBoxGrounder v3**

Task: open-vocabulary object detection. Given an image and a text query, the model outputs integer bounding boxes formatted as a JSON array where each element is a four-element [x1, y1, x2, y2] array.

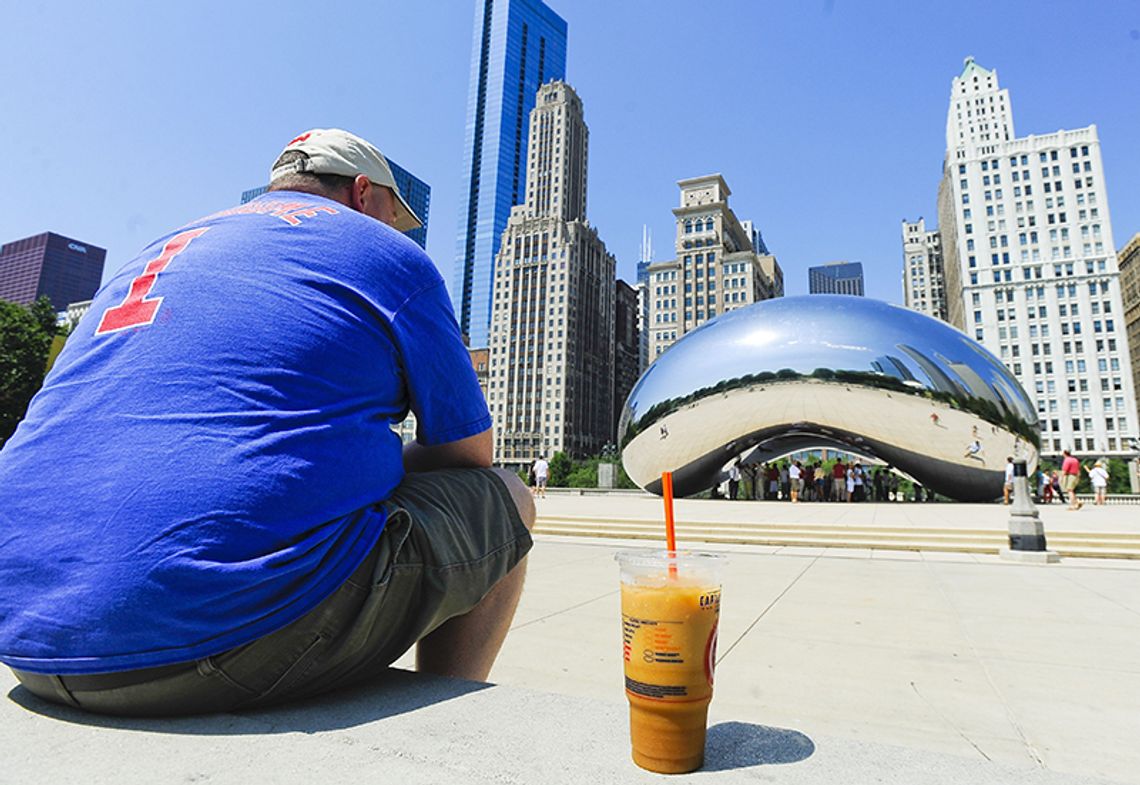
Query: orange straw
[[662, 471, 677, 577]]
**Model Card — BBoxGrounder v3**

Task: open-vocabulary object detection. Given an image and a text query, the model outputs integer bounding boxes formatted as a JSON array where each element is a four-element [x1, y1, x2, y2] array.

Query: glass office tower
[[452, 0, 567, 346], [0, 232, 106, 310], [809, 261, 866, 296]]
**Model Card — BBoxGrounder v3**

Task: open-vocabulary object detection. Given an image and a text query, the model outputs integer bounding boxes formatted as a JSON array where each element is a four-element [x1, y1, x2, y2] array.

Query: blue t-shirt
[[0, 192, 490, 674]]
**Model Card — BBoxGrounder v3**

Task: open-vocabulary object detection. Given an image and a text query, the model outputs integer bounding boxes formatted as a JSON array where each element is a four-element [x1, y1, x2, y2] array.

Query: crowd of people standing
[[725, 459, 927, 503]]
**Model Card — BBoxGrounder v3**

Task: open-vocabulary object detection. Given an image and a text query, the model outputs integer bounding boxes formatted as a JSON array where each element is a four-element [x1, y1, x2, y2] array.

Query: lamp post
[[999, 459, 1059, 564]]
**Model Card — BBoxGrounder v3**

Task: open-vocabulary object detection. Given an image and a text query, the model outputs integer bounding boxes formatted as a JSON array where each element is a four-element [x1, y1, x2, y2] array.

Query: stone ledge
[[1000, 547, 1062, 564], [0, 667, 1118, 784]]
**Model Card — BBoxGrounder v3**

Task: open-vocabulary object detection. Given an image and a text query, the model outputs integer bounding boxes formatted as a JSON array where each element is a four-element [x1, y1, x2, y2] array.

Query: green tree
[[0, 296, 58, 445], [1105, 458, 1131, 494], [1094, 457, 1132, 495], [565, 463, 597, 488], [548, 451, 573, 487]]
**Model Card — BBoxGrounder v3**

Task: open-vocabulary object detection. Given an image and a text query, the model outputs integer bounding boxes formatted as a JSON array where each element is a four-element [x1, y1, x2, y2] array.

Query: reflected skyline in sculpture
[[619, 296, 1039, 502]]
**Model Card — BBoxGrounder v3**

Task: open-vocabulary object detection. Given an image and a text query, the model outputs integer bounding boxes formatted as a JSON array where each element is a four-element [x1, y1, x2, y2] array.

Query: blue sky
[[3, 1, 1138, 304]]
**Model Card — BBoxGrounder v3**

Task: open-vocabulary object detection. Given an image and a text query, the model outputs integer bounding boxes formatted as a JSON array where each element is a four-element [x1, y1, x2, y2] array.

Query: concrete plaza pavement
[[4, 499, 1139, 783], [456, 530, 1140, 783]]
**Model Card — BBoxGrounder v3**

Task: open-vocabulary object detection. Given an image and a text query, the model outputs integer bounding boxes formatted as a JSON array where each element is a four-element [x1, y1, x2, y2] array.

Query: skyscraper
[[240, 186, 269, 204], [387, 160, 432, 250], [1117, 233, 1140, 437], [901, 218, 948, 320], [453, 0, 568, 347], [614, 279, 640, 438], [488, 81, 614, 465], [936, 57, 1138, 457], [636, 227, 653, 373], [0, 232, 106, 311], [739, 219, 770, 255], [239, 157, 431, 249], [808, 261, 865, 295], [646, 175, 782, 360]]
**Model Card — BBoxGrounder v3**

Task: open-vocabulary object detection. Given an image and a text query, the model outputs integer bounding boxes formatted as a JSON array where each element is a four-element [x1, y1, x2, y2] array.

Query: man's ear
[[350, 174, 371, 212]]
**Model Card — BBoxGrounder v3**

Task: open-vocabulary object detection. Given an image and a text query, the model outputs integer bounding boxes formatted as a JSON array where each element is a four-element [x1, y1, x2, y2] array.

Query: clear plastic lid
[[616, 549, 725, 586]]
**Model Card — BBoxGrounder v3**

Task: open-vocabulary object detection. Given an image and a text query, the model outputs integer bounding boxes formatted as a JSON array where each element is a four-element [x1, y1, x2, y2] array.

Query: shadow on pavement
[[703, 721, 815, 771], [6, 668, 490, 735]]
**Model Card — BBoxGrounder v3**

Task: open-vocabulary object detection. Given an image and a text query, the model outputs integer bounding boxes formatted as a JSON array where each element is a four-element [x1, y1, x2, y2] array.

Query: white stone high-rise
[[636, 227, 653, 373], [487, 81, 615, 466], [937, 57, 1138, 457], [901, 218, 948, 320], [647, 175, 782, 360]]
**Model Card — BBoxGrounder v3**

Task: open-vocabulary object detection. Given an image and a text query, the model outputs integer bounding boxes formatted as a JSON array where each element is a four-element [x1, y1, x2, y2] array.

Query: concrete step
[[1, 667, 1118, 785], [534, 517, 1140, 559], [540, 518, 1005, 538], [538, 522, 1007, 545], [538, 514, 1140, 537]]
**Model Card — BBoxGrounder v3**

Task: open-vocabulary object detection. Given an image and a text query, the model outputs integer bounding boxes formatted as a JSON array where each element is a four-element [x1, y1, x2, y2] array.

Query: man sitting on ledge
[[0, 129, 534, 716]]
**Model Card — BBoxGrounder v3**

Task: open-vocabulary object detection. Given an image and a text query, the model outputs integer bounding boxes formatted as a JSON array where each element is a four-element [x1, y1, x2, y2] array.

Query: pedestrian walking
[[788, 460, 803, 503], [532, 455, 549, 499], [832, 461, 846, 502], [1003, 457, 1015, 505], [1061, 449, 1083, 510], [728, 461, 742, 501], [1087, 460, 1109, 506]]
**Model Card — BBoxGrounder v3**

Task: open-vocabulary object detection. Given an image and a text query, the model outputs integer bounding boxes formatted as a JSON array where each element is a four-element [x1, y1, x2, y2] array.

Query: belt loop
[[48, 675, 83, 709]]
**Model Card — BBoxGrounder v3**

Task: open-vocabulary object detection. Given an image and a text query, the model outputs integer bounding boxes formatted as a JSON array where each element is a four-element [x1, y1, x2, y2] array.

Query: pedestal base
[[999, 548, 1060, 564]]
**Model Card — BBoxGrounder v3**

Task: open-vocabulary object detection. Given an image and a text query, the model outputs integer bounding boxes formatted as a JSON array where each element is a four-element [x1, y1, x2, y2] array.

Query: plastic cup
[[616, 550, 724, 774]]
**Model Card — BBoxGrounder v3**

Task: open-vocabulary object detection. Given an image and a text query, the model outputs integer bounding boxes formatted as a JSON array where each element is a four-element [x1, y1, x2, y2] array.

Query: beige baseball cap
[[270, 128, 422, 232]]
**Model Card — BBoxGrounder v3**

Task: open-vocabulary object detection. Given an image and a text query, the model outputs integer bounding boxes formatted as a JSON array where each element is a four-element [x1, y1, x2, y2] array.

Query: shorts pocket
[[249, 632, 328, 704], [368, 505, 416, 588]]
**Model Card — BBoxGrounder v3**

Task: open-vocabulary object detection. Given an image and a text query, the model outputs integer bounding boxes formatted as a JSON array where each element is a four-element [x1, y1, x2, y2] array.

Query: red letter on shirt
[[95, 228, 210, 335]]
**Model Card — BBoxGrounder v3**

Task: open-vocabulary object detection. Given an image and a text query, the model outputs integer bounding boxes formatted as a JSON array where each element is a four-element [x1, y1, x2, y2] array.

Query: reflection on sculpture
[[619, 296, 1039, 502]]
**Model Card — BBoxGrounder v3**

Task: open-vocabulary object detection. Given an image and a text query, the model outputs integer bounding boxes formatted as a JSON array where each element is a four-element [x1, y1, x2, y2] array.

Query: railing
[[539, 486, 1140, 504], [1073, 493, 1140, 506], [544, 486, 650, 497]]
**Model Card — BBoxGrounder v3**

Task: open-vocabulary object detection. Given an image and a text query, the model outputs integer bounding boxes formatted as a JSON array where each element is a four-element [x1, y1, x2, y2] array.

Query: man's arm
[[403, 427, 492, 474]]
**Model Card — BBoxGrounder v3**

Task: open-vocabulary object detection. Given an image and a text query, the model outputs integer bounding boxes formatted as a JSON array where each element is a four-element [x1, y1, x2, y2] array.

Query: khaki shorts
[[1060, 474, 1079, 493], [12, 468, 531, 717]]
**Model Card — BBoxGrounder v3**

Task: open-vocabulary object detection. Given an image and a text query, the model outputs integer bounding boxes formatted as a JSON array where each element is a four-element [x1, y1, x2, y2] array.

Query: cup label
[[621, 585, 720, 702], [623, 615, 687, 666]]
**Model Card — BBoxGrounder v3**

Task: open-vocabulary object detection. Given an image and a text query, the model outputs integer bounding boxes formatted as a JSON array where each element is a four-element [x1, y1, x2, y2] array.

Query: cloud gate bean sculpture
[[619, 295, 1039, 502]]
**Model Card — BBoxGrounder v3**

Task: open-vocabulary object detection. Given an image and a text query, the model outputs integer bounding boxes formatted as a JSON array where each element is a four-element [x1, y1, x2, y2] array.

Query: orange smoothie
[[621, 578, 721, 773]]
